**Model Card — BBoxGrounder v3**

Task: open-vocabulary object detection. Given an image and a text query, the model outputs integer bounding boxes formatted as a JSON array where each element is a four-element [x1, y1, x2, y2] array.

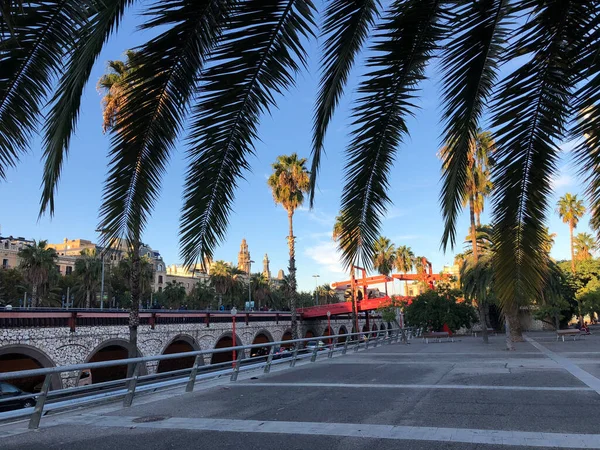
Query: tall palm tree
[[557, 193, 586, 273], [18, 240, 58, 307], [574, 232, 597, 261], [3, 2, 599, 344], [333, 211, 358, 332], [440, 129, 495, 264], [97, 50, 139, 132], [267, 153, 309, 339], [395, 245, 414, 296], [73, 249, 102, 308], [250, 272, 270, 310], [372, 236, 395, 295], [316, 283, 336, 304], [209, 260, 234, 308]]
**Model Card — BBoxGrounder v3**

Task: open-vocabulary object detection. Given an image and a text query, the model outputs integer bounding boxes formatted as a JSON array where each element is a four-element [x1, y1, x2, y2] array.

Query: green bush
[[404, 289, 478, 332]]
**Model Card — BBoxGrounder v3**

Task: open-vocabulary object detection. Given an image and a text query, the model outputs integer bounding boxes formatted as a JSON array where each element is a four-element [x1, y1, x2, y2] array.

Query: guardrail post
[[264, 344, 275, 373], [185, 355, 204, 392], [230, 350, 243, 381], [28, 373, 52, 429], [327, 342, 334, 358], [205, 313, 210, 327], [342, 339, 349, 355], [289, 346, 299, 367], [354, 338, 360, 352], [150, 313, 156, 330], [69, 312, 77, 332], [310, 345, 319, 362], [365, 336, 370, 349], [123, 362, 140, 407]]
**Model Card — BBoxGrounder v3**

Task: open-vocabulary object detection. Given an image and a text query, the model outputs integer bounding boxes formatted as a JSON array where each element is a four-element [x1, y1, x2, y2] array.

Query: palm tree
[[574, 232, 597, 261], [209, 261, 234, 308], [4, 2, 599, 346], [395, 245, 414, 297], [439, 129, 495, 264], [18, 240, 58, 307], [267, 153, 309, 339], [372, 236, 395, 295], [333, 211, 359, 332], [461, 253, 494, 345], [316, 283, 336, 304], [250, 272, 271, 310], [97, 50, 139, 132], [73, 249, 102, 309], [557, 193, 586, 273]]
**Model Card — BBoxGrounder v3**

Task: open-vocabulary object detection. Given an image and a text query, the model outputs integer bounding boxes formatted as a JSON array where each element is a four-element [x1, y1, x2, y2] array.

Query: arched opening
[[0, 345, 61, 392], [338, 326, 348, 343], [380, 323, 386, 336], [361, 324, 369, 333], [322, 326, 333, 337], [371, 323, 378, 338], [251, 331, 273, 358], [156, 335, 200, 374], [281, 330, 293, 348], [304, 330, 315, 339], [210, 333, 244, 365], [387, 322, 393, 336], [86, 340, 146, 384]]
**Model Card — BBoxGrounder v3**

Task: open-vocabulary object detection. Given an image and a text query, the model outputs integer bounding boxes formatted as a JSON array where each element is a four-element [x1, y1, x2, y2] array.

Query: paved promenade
[[2, 331, 600, 449]]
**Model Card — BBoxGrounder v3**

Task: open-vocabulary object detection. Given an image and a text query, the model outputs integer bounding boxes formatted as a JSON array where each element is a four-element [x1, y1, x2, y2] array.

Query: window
[[66, 266, 73, 275], [56, 265, 61, 273], [158, 275, 163, 284], [0, 383, 20, 394], [157, 264, 163, 272], [3, 242, 7, 249], [2, 259, 7, 268], [158, 287, 162, 292]]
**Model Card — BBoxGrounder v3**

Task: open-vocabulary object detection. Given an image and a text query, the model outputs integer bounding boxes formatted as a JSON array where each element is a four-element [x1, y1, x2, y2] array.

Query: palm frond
[[338, 0, 445, 271], [40, 0, 134, 216], [491, 0, 588, 311], [438, 0, 508, 251], [180, 0, 316, 267], [98, 0, 233, 248], [309, 0, 379, 206], [571, 5, 600, 233], [0, 0, 88, 180]]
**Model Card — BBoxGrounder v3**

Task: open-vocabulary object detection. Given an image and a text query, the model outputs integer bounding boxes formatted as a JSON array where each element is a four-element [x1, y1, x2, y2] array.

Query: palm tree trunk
[[476, 211, 481, 228], [469, 195, 488, 344], [570, 221, 575, 273], [505, 306, 523, 344], [31, 284, 38, 308], [85, 291, 91, 309], [287, 210, 298, 340], [129, 236, 141, 366]]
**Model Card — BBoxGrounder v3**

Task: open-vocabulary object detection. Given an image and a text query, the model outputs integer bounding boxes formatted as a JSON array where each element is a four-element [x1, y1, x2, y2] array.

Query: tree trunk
[[505, 307, 523, 344], [476, 211, 481, 228], [287, 210, 299, 340], [31, 284, 38, 308], [484, 303, 491, 328], [129, 237, 141, 365], [85, 291, 91, 309], [504, 314, 515, 351], [477, 301, 489, 344], [570, 221, 575, 274]]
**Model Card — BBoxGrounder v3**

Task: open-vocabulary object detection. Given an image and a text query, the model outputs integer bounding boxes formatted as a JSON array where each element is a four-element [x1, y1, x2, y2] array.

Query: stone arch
[[338, 325, 348, 343], [323, 326, 333, 337], [361, 324, 369, 333], [304, 329, 316, 339], [371, 323, 378, 337], [281, 329, 293, 349], [85, 339, 147, 384], [0, 344, 61, 391], [211, 332, 244, 365], [156, 334, 201, 374], [251, 330, 274, 358]]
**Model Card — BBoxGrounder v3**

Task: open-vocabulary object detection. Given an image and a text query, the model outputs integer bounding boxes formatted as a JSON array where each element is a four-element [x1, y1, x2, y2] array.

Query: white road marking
[[80, 414, 600, 448], [233, 381, 591, 391], [525, 335, 600, 395]]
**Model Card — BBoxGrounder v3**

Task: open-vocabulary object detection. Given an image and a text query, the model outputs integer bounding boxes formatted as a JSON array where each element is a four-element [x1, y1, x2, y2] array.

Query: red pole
[[328, 315, 331, 346], [232, 315, 236, 369]]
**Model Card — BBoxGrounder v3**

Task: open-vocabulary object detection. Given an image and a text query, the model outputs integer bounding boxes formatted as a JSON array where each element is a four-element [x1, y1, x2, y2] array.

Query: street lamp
[[327, 311, 332, 346], [248, 260, 255, 310], [312, 274, 320, 305], [95, 228, 109, 310], [231, 306, 238, 368]]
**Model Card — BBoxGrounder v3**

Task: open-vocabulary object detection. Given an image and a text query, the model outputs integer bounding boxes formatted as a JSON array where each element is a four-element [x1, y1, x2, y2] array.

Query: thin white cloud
[[551, 174, 573, 190], [391, 234, 421, 241], [297, 206, 335, 227], [384, 207, 407, 220], [304, 241, 345, 275]]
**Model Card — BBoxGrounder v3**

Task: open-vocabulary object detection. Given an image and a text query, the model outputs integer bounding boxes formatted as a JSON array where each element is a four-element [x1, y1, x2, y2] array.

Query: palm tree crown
[[372, 236, 395, 276], [557, 193, 586, 272], [73, 249, 102, 308], [574, 232, 597, 261], [18, 240, 58, 307]]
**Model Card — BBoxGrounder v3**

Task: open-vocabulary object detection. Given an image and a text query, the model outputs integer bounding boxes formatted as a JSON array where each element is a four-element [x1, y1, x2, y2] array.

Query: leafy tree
[[0, 268, 26, 306], [372, 236, 395, 295], [316, 283, 336, 304], [156, 281, 186, 309], [250, 272, 271, 310], [573, 232, 597, 261], [404, 289, 477, 333], [18, 240, 58, 307], [187, 280, 215, 310], [209, 261, 244, 308], [461, 254, 494, 343], [557, 193, 586, 273], [267, 153, 309, 339], [73, 249, 102, 308], [533, 261, 577, 329]]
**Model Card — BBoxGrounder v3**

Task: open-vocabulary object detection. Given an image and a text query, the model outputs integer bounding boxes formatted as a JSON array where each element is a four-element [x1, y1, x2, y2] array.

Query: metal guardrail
[[0, 328, 408, 429]]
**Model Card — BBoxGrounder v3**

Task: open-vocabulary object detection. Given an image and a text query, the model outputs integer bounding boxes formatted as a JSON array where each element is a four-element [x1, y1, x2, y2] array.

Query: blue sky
[[0, 4, 593, 293]]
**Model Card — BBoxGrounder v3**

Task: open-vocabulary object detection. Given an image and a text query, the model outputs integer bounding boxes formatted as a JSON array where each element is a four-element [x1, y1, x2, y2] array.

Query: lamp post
[[248, 260, 255, 310], [231, 306, 237, 368], [95, 228, 109, 310], [327, 311, 331, 346], [312, 274, 320, 305]]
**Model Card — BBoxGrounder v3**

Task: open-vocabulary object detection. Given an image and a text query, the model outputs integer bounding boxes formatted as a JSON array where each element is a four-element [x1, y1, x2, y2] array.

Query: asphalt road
[[2, 331, 600, 449]]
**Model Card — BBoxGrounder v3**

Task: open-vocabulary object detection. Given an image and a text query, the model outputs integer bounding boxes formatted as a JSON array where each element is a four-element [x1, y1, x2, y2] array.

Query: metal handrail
[[0, 328, 402, 429]]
